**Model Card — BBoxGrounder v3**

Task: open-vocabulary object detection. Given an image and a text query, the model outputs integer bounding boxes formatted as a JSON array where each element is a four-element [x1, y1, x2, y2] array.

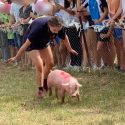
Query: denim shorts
[[113, 28, 123, 41], [55, 36, 62, 44]]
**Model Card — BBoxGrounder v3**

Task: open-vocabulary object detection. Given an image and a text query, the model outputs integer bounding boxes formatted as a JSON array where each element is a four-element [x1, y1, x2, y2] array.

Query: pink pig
[[47, 69, 82, 103]]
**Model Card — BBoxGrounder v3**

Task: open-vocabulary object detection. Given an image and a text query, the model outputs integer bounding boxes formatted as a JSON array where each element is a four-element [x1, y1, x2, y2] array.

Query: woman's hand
[[100, 34, 110, 39], [107, 19, 115, 26], [6, 56, 17, 63], [70, 49, 78, 55], [20, 18, 24, 24], [94, 19, 101, 24]]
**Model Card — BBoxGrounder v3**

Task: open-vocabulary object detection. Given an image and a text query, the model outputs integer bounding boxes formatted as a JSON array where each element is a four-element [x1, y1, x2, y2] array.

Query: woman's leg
[[121, 31, 125, 71], [59, 42, 68, 67], [54, 43, 61, 68], [39, 45, 54, 91], [114, 39, 123, 68], [28, 50, 44, 97], [83, 29, 97, 67], [97, 42, 103, 67], [50, 44, 57, 67], [86, 29, 97, 67], [97, 38, 115, 68]]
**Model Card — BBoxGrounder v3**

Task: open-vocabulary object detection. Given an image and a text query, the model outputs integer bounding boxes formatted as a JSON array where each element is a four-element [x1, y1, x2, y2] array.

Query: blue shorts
[[50, 36, 62, 46], [113, 28, 123, 41], [8, 39, 15, 46], [55, 36, 62, 44]]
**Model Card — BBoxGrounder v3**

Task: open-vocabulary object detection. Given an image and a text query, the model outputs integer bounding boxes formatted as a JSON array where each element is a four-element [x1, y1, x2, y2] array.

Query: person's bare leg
[[59, 42, 68, 67], [87, 29, 97, 67], [50, 45, 57, 67], [97, 42, 103, 67], [54, 44, 61, 68], [82, 32, 89, 67], [114, 39, 123, 68], [40, 45, 54, 91], [29, 50, 44, 97], [121, 31, 125, 71]]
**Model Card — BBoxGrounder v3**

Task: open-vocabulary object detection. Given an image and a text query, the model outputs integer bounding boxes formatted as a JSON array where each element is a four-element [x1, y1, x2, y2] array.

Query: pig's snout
[[71, 83, 82, 101], [71, 91, 80, 101]]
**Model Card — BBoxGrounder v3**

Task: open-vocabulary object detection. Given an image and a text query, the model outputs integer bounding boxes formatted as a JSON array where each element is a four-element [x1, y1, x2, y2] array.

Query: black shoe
[[43, 82, 48, 91], [115, 65, 120, 71]]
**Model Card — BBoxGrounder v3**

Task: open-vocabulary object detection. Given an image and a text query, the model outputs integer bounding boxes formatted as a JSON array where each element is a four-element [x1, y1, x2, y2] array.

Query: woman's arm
[[120, 12, 125, 20], [112, 1, 122, 20], [6, 39, 31, 63], [95, 7, 108, 24], [15, 39, 31, 59], [62, 35, 78, 55]]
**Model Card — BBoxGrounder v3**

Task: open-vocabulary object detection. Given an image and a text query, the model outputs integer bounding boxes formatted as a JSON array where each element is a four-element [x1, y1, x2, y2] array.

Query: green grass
[[0, 63, 125, 125]]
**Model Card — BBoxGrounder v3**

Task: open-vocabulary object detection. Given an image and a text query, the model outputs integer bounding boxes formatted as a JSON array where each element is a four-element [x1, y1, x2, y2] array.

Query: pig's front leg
[[55, 88, 59, 99], [59, 90, 65, 104], [76, 93, 80, 101]]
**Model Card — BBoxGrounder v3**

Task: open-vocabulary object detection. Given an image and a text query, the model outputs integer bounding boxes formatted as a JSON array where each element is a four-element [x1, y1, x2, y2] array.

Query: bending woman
[[7, 16, 78, 98]]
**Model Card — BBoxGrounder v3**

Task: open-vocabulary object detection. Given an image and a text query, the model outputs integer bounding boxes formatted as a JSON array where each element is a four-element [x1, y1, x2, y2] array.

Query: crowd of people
[[0, 0, 125, 97]]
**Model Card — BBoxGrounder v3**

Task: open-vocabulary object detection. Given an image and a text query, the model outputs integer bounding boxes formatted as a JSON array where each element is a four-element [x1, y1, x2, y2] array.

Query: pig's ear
[[77, 83, 82, 87]]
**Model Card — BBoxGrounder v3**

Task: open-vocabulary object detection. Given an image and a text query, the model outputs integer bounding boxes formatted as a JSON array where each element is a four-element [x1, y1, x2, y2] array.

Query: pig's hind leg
[[58, 90, 65, 104], [55, 88, 59, 99], [49, 87, 52, 96]]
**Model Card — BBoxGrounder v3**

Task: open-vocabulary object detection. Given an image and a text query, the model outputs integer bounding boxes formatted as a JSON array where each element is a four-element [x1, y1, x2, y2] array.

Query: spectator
[[55, 0, 82, 70], [107, 0, 125, 71]]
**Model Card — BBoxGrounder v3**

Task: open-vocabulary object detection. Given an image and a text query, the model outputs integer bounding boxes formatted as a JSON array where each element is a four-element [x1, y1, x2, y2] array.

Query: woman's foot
[[37, 90, 45, 98], [38, 87, 45, 98]]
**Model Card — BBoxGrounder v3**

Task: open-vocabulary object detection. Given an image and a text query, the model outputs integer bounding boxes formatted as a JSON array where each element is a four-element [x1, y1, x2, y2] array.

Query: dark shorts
[[97, 28, 110, 42], [23, 30, 50, 51], [26, 42, 50, 51], [8, 39, 15, 46]]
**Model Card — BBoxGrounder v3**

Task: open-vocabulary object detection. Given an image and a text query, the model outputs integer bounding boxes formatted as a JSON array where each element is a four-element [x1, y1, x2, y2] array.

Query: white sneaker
[[63, 65, 73, 70], [92, 65, 99, 71], [72, 66, 80, 72]]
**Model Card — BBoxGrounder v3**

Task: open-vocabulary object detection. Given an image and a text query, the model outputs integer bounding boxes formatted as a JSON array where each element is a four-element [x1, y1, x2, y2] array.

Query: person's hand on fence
[[119, 18, 125, 28], [100, 33, 109, 39], [20, 18, 25, 25], [107, 19, 115, 26]]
